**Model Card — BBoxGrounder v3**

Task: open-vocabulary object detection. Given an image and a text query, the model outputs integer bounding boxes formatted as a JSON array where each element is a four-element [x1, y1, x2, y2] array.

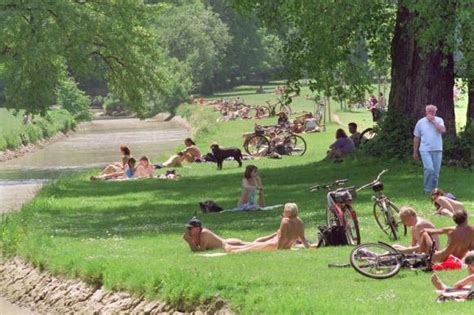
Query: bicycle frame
[[327, 193, 355, 227]]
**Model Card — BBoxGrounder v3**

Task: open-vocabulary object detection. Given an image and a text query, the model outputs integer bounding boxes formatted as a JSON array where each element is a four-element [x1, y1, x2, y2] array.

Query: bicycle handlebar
[[356, 169, 388, 192], [310, 179, 348, 192]]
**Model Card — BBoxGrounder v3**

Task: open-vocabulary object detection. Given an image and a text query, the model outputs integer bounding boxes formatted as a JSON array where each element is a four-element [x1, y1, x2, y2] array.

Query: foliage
[[443, 123, 474, 168], [154, 2, 231, 94], [1, 98, 473, 313], [56, 77, 92, 122], [102, 94, 130, 117], [0, 1, 171, 116], [364, 109, 414, 159]]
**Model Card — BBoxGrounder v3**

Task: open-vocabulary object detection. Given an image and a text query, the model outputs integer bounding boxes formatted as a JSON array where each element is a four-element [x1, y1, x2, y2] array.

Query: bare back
[[435, 225, 474, 262], [414, 218, 439, 249], [278, 217, 306, 249], [199, 228, 226, 251]]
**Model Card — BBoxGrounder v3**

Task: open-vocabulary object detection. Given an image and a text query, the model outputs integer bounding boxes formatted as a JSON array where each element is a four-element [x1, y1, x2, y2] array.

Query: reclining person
[[431, 252, 474, 292], [225, 203, 314, 253], [182, 218, 248, 252], [423, 210, 474, 263], [431, 188, 464, 217], [392, 206, 439, 254]]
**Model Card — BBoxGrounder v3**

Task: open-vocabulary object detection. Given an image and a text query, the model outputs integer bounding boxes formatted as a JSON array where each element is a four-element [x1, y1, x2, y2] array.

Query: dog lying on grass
[[210, 143, 243, 170]]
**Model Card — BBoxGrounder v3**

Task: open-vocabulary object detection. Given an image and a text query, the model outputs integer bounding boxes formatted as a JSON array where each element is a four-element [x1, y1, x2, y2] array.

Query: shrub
[[0, 135, 7, 151], [3, 131, 22, 149], [443, 123, 474, 168], [56, 77, 93, 122], [102, 94, 131, 116], [25, 124, 43, 144]]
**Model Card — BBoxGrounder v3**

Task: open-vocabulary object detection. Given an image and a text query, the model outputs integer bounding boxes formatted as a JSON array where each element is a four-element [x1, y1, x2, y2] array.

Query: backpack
[[199, 200, 224, 213], [316, 225, 349, 247]]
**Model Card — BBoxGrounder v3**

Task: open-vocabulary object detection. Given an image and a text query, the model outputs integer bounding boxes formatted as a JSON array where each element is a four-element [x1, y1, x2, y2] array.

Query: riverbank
[[0, 257, 229, 314]]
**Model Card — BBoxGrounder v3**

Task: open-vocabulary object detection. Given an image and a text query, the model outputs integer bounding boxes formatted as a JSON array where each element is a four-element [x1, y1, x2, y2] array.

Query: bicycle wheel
[[373, 201, 398, 240], [387, 200, 407, 236], [283, 135, 307, 156], [244, 135, 270, 157], [350, 242, 402, 279], [343, 205, 361, 245], [360, 128, 376, 145], [279, 103, 292, 115], [326, 207, 339, 226]]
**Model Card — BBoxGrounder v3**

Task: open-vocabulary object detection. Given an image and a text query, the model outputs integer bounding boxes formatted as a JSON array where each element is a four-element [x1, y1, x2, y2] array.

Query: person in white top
[[413, 105, 446, 193]]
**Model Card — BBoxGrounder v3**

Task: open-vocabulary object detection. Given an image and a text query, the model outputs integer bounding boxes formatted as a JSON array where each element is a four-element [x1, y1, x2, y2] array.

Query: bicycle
[[349, 241, 433, 279], [310, 179, 361, 245], [243, 125, 307, 157], [357, 169, 406, 240], [264, 99, 292, 117]]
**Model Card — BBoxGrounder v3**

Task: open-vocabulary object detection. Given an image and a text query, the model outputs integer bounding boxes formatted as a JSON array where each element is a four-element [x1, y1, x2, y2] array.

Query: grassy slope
[[1, 85, 473, 314]]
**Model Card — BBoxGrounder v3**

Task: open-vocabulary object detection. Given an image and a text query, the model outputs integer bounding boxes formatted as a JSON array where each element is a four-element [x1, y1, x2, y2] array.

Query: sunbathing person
[[423, 210, 474, 263], [431, 188, 464, 217], [304, 112, 319, 133], [432, 252, 474, 291], [392, 206, 439, 254], [100, 145, 131, 175], [181, 138, 202, 163], [237, 165, 265, 210], [225, 203, 313, 253], [91, 157, 136, 181], [134, 156, 155, 178], [182, 217, 248, 251]]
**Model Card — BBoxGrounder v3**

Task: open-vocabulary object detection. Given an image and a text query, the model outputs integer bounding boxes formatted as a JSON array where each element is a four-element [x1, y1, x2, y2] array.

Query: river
[[0, 117, 188, 314]]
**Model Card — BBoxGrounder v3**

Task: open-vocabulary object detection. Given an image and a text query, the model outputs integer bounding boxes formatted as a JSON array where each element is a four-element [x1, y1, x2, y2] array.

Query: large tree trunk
[[467, 79, 474, 128], [388, 3, 456, 138]]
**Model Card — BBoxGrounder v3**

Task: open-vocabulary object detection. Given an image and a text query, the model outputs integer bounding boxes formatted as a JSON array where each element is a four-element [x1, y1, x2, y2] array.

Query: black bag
[[316, 225, 349, 247], [199, 200, 224, 213]]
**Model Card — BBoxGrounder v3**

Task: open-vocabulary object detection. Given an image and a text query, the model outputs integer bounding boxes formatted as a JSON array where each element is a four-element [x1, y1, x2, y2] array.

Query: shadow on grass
[[17, 157, 453, 242]]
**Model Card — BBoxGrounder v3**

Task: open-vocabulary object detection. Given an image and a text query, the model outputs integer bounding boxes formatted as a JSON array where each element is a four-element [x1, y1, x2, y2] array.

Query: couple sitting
[[91, 156, 155, 180], [394, 206, 474, 263], [183, 203, 315, 253]]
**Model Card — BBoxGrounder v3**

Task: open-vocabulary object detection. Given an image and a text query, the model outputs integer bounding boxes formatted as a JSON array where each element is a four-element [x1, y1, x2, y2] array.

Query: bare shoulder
[[416, 219, 435, 230]]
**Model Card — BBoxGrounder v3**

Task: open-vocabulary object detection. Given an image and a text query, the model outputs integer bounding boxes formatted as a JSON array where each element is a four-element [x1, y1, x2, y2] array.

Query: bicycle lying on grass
[[357, 169, 406, 240], [310, 179, 361, 245], [349, 241, 434, 279]]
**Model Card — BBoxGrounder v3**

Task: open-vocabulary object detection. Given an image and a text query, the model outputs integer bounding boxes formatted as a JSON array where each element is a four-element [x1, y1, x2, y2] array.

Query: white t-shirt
[[413, 116, 444, 151]]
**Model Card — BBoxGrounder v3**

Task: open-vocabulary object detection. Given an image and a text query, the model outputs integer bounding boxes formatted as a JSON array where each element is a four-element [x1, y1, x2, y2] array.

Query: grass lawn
[[1, 84, 473, 314]]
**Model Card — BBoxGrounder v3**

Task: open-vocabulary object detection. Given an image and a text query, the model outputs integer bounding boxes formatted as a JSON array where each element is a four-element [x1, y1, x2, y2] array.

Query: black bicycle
[[357, 169, 406, 240], [350, 241, 433, 279]]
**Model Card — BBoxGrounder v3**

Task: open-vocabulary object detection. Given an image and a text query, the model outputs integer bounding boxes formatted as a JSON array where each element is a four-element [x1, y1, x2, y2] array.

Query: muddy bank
[[152, 113, 192, 132], [0, 257, 231, 314], [0, 123, 90, 163]]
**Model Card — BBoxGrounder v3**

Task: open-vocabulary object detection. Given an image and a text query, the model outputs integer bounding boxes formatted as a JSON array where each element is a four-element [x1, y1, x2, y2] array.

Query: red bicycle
[[310, 179, 361, 245]]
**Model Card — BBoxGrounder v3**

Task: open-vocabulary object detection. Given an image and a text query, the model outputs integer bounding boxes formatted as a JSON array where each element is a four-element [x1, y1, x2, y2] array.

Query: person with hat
[[182, 217, 248, 252]]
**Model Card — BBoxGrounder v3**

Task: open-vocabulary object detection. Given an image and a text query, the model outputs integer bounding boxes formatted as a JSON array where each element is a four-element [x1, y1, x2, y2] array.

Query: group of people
[[323, 122, 368, 161]]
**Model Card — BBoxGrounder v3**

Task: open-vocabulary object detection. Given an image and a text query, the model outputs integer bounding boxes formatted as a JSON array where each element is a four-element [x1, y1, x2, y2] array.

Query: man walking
[[413, 105, 446, 193]]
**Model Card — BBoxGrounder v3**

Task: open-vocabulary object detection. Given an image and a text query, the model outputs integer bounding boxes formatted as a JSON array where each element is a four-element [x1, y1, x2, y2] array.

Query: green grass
[[1, 84, 473, 314]]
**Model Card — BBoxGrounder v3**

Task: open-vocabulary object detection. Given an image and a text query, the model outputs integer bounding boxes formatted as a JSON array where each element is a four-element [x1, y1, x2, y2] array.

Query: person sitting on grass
[[431, 252, 474, 292], [100, 145, 131, 175], [277, 111, 289, 126], [134, 156, 155, 178], [392, 206, 439, 254], [348, 122, 365, 148], [90, 157, 136, 181], [325, 129, 355, 161], [156, 138, 201, 168], [303, 112, 319, 133], [290, 120, 304, 133], [431, 188, 464, 217], [237, 165, 265, 211], [225, 203, 315, 253], [423, 210, 474, 263], [182, 217, 248, 252]]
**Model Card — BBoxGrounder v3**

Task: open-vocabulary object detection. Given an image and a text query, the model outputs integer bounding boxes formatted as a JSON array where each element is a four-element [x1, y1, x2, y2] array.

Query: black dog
[[210, 143, 243, 169]]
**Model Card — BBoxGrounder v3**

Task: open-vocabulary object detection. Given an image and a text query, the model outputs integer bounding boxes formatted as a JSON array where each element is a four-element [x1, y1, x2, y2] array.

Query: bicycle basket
[[332, 191, 353, 203], [372, 182, 384, 192]]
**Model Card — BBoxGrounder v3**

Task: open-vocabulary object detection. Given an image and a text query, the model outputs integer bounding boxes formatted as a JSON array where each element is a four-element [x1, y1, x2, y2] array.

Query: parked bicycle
[[243, 125, 307, 157], [310, 179, 361, 245], [264, 99, 292, 117], [358, 169, 406, 240], [350, 241, 433, 279]]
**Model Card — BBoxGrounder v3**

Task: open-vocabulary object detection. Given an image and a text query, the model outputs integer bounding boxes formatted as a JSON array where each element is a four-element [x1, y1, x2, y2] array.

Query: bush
[[443, 123, 474, 168], [25, 124, 43, 144], [364, 109, 414, 159], [3, 131, 22, 149], [56, 78, 93, 122], [0, 135, 7, 151], [102, 94, 131, 116]]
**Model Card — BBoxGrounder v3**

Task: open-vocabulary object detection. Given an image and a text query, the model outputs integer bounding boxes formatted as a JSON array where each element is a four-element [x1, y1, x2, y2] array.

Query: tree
[[154, 2, 231, 94], [0, 1, 178, 116], [234, 0, 474, 146]]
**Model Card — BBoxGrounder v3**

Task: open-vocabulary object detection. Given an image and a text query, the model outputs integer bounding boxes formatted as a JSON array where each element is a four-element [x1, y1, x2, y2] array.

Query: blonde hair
[[399, 206, 417, 219], [284, 203, 299, 218]]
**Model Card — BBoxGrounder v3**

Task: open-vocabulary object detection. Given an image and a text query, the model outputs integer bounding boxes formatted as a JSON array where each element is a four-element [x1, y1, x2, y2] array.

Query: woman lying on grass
[[91, 157, 137, 181], [225, 203, 316, 253], [431, 188, 464, 217]]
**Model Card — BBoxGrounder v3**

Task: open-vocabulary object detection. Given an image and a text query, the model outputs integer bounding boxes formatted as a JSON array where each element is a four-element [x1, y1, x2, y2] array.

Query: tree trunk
[[388, 3, 456, 138], [467, 79, 474, 128]]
